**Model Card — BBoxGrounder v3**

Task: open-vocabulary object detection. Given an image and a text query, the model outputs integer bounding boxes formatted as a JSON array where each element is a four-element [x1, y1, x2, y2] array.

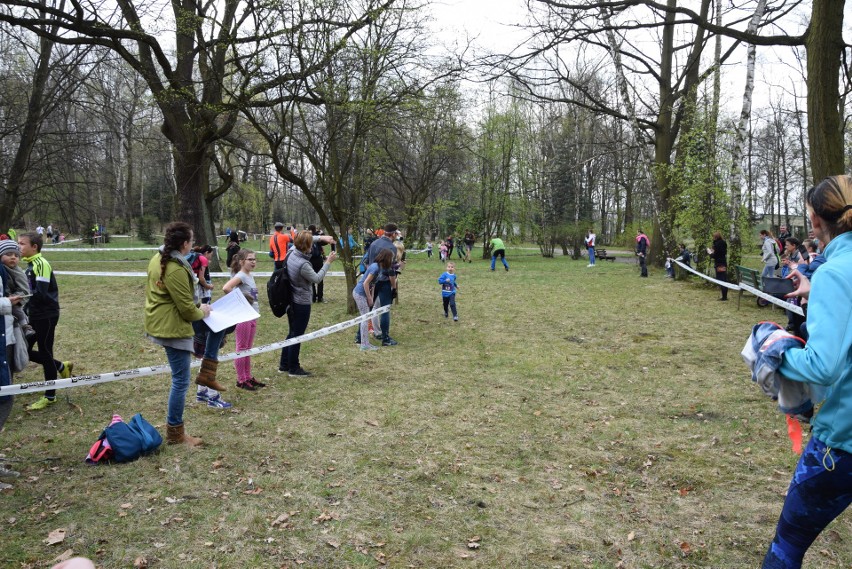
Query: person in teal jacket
[[763, 175, 852, 568], [489, 237, 509, 271]]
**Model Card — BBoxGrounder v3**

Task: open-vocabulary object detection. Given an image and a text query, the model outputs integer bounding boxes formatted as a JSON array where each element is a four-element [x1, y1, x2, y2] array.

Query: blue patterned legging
[[763, 435, 852, 568]]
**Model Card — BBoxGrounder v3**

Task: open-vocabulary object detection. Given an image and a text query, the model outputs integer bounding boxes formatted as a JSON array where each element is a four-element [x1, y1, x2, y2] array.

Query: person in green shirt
[[489, 237, 509, 271], [144, 222, 212, 446]]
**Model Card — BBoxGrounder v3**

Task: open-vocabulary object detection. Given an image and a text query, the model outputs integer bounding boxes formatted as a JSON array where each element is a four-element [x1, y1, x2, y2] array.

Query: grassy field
[[2, 244, 849, 568]]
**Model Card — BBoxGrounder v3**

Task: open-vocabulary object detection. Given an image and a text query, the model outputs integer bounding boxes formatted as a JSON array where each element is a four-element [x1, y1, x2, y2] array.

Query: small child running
[[223, 249, 264, 390], [438, 262, 459, 321]]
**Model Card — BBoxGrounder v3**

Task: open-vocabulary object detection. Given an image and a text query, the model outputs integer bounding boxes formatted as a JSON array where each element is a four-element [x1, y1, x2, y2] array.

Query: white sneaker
[[0, 465, 20, 478], [587, 264, 594, 267]]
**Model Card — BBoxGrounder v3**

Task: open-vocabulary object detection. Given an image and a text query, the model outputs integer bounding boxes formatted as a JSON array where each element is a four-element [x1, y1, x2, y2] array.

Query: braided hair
[[158, 222, 193, 287]]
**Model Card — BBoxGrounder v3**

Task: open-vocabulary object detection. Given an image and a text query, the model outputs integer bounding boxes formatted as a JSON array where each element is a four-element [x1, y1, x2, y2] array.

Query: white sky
[[428, 0, 528, 56], [424, 0, 839, 125]]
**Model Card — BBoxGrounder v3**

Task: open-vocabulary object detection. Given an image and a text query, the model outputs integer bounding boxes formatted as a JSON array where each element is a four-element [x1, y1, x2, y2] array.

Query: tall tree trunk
[[806, 0, 845, 182], [793, 93, 809, 233], [170, 140, 215, 245], [0, 34, 55, 229], [728, 0, 767, 269]]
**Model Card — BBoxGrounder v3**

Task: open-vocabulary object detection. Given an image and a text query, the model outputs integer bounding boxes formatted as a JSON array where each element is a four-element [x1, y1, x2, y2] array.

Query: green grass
[[2, 248, 849, 568]]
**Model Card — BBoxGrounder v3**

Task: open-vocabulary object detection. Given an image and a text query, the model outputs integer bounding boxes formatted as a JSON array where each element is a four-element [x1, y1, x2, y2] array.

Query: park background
[[2, 0, 852, 566], [0, 2, 847, 285], [2, 243, 849, 568]]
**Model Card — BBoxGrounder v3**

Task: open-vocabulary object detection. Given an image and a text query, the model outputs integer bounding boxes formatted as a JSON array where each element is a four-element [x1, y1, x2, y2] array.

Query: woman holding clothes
[[0, 262, 23, 442], [763, 175, 852, 568], [144, 222, 211, 446], [709, 231, 728, 301], [278, 230, 336, 376]]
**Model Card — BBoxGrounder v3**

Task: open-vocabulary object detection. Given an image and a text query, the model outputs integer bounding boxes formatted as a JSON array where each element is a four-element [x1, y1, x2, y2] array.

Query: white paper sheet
[[203, 289, 260, 332]]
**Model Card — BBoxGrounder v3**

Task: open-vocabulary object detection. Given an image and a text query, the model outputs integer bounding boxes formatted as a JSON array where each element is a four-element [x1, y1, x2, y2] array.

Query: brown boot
[[166, 423, 203, 447], [195, 358, 227, 392]]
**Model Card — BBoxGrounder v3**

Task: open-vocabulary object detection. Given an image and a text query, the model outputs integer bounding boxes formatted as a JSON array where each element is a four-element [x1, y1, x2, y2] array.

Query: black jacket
[[712, 238, 727, 267]]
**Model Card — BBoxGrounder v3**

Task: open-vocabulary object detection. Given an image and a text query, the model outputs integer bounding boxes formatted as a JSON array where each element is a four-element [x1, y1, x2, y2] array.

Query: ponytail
[[159, 222, 193, 287]]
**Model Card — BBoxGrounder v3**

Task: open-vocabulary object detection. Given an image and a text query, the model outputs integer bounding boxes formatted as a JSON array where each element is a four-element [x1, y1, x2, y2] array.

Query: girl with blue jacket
[[763, 175, 852, 568]]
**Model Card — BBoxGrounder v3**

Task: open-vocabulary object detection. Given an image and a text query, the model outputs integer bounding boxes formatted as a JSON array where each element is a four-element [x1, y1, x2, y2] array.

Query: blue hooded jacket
[[780, 231, 852, 454]]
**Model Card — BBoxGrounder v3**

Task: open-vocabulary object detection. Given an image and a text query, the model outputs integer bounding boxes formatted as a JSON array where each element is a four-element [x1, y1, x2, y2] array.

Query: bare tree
[[243, 0, 434, 312], [0, 0, 391, 244], [374, 82, 468, 243], [0, 20, 93, 229]]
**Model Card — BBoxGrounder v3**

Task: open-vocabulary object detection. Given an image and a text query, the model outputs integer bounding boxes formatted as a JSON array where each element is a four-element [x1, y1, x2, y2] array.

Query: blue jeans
[[280, 302, 311, 372], [192, 320, 226, 360], [763, 436, 852, 568], [353, 291, 371, 346], [588, 247, 595, 265], [762, 263, 776, 279], [164, 346, 191, 426], [442, 295, 457, 317], [0, 345, 12, 432], [0, 343, 11, 401], [373, 280, 393, 341], [491, 249, 508, 270]]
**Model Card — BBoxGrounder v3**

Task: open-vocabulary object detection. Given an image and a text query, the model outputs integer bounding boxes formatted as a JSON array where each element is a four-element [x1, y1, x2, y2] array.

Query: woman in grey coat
[[278, 230, 337, 376]]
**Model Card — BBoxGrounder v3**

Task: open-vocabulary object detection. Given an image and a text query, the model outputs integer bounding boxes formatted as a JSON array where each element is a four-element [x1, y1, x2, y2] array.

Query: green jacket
[[144, 253, 204, 339], [490, 238, 505, 252]]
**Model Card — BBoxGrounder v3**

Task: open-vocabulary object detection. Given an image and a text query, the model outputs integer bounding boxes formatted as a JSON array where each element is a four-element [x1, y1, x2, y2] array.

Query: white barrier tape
[[739, 282, 805, 316], [0, 305, 391, 396], [673, 260, 805, 316], [47, 248, 161, 252], [673, 260, 740, 290], [55, 271, 347, 278], [48, 247, 222, 252], [44, 239, 84, 245]]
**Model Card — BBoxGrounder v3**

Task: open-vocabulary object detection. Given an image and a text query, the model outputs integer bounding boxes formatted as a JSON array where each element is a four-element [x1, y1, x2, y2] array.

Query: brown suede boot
[[195, 358, 227, 391], [166, 423, 203, 447]]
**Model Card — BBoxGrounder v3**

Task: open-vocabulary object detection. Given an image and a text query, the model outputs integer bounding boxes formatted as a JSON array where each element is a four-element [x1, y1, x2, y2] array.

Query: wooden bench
[[594, 248, 616, 262], [736, 265, 771, 309]]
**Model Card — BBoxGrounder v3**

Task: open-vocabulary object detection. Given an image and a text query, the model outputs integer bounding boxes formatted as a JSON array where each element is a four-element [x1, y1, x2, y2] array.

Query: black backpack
[[266, 257, 292, 317]]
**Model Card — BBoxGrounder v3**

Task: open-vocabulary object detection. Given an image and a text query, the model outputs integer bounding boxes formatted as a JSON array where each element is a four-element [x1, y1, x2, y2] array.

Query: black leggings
[[715, 266, 728, 299], [28, 317, 63, 399]]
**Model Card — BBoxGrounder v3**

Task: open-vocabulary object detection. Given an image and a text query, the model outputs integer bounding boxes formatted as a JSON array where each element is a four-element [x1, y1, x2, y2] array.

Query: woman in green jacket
[[144, 222, 211, 446]]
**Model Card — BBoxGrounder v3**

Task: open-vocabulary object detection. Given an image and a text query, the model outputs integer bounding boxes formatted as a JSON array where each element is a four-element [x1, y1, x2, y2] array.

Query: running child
[[223, 249, 264, 390], [438, 262, 459, 321]]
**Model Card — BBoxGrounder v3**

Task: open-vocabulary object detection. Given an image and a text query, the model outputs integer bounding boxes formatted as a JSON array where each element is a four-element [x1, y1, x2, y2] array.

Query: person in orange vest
[[269, 222, 294, 270]]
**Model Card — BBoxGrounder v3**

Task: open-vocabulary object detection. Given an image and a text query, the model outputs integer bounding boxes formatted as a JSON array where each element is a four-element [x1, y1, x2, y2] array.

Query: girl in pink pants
[[223, 249, 264, 390]]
